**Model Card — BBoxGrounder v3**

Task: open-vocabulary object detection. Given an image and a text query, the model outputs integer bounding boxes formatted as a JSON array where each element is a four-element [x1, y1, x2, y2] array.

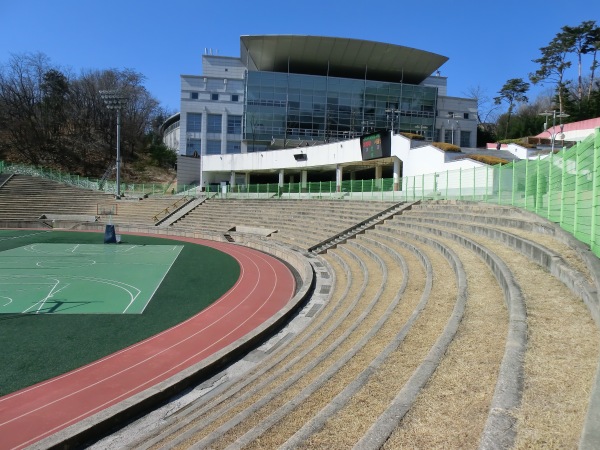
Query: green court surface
[[0, 229, 240, 396], [0, 243, 183, 314]]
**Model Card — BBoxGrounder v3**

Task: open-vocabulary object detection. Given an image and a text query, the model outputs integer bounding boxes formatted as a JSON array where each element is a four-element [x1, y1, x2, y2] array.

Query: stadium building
[[174, 35, 478, 189]]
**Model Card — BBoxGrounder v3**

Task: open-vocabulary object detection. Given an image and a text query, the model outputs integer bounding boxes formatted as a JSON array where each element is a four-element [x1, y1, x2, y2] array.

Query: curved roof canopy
[[240, 35, 448, 85]]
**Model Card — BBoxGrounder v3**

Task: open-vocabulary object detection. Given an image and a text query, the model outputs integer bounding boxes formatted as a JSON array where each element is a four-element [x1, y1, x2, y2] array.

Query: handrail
[[152, 196, 189, 222]]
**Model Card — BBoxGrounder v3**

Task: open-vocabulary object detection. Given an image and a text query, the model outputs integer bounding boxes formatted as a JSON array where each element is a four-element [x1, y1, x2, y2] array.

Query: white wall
[[195, 132, 483, 182], [435, 96, 478, 147]]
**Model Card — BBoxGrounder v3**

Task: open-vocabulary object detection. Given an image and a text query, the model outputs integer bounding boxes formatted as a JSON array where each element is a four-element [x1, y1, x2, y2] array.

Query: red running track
[[0, 235, 296, 450]]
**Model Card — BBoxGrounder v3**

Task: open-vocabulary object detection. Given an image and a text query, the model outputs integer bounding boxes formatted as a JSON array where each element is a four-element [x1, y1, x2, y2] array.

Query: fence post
[[591, 132, 600, 254], [535, 156, 542, 215], [547, 152, 553, 219], [485, 166, 489, 202], [445, 170, 449, 199], [560, 153, 566, 226], [472, 167, 476, 200], [574, 145, 581, 237], [497, 164, 502, 204], [524, 158, 529, 210], [511, 162, 516, 206]]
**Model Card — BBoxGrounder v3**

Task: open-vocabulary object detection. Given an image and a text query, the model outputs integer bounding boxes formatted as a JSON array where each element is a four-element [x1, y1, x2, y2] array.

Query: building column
[[393, 158, 401, 191], [201, 109, 208, 155], [221, 111, 228, 154], [230, 171, 236, 188], [336, 165, 343, 192], [375, 165, 382, 189], [279, 169, 285, 187], [245, 172, 250, 187], [301, 170, 308, 192], [198, 157, 203, 192]]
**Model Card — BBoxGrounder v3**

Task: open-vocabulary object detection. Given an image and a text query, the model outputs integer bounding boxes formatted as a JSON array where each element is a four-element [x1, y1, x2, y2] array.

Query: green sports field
[[0, 230, 240, 396], [0, 243, 183, 314]]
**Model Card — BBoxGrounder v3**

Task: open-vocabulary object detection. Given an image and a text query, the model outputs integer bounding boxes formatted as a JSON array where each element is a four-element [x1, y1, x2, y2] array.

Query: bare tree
[[463, 85, 493, 124], [0, 53, 163, 177]]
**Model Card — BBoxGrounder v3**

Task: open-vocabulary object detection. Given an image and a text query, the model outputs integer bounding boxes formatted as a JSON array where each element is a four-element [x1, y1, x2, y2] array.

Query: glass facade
[[244, 71, 437, 148]]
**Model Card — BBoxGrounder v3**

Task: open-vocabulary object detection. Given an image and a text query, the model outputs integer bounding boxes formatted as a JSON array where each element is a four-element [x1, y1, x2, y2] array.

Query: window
[[463, 112, 469, 119], [231, 94, 239, 102], [206, 140, 221, 154], [444, 129, 454, 144], [190, 92, 198, 100], [187, 113, 202, 132], [460, 130, 471, 148], [226, 141, 241, 154], [227, 115, 242, 134], [207, 114, 222, 133], [211, 93, 219, 101], [186, 138, 201, 156]]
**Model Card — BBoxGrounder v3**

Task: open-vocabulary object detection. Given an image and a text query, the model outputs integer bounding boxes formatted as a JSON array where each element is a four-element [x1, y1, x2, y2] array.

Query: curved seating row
[[1, 175, 598, 449]]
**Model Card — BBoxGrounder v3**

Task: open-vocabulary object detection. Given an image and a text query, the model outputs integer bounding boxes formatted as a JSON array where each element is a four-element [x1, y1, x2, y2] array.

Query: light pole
[[539, 110, 569, 152], [447, 113, 459, 145], [100, 90, 128, 198]]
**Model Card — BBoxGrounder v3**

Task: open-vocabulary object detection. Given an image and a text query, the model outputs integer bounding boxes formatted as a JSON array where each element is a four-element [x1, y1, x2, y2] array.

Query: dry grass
[[496, 225, 594, 285], [152, 208, 599, 449], [511, 261, 599, 449], [465, 233, 600, 448], [249, 238, 420, 448], [384, 232, 507, 449], [176, 244, 382, 448], [302, 233, 458, 448]]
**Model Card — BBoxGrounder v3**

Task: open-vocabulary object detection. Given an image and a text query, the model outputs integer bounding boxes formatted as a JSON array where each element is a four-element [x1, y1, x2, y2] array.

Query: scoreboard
[[360, 131, 391, 160]]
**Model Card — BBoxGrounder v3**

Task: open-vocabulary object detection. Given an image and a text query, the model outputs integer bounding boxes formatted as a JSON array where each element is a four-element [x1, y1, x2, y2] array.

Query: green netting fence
[[181, 127, 600, 258], [1, 128, 599, 256], [0, 163, 174, 196]]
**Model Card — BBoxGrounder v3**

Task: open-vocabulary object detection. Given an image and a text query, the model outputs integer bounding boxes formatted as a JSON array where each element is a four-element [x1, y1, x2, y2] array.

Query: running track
[[0, 235, 296, 450]]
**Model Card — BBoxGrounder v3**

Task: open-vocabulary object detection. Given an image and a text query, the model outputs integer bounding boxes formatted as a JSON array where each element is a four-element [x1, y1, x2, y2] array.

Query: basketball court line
[[0, 230, 51, 242], [0, 243, 183, 314], [0, 235, 296, 450]]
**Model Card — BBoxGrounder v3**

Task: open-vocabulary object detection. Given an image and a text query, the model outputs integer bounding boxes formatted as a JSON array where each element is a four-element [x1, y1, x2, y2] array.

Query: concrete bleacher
[[0, 175, 187, 229], [98, 200, 600, 449], [0, 174, 112, 227], [1, 175, 599, 448], [96, 195, 188, 227], [169, 198, 400, 249]]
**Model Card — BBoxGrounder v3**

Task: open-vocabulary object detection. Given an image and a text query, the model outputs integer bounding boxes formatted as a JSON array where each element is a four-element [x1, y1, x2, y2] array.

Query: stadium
[[1, 35, 600, 450]]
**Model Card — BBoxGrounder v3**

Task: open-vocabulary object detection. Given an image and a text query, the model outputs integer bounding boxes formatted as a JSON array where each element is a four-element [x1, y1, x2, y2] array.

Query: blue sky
[[0, 0, 597, 115]]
